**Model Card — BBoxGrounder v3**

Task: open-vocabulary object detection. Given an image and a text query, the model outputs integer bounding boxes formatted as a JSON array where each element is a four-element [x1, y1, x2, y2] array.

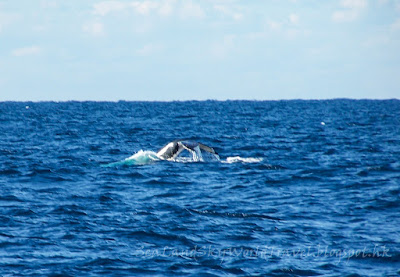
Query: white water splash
[[223, 156, 264, 163], [125, 150, 159, 164], [104, 150, 259, 167], [103, 150, 159, 167], [174, 146, 218, 163]]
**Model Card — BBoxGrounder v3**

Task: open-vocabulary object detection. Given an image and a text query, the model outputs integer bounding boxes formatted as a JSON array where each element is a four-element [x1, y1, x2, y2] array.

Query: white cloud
[[131, 1, 159, 15], [83, 22, 104, 36], [158, 0, 176, 16], [92, 0, 206, 19], [12, 46, 41, 57], [332, 10, 358, 22], [213, 4, 243, 21], [179, 1, 204, 19], [93, 0, 166, 17], [289, 13, 299, 24], [93, 1, 126, 16], [267, 20, 281, 31], [0, 11, 20, 33], [341, 0, 367, 9], [332, 0, 368, 22], [247, 14, 308, 41]]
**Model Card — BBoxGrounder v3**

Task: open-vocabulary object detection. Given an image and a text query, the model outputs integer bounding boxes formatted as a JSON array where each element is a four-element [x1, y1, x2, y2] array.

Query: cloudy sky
[[1, 0, 399, 101]]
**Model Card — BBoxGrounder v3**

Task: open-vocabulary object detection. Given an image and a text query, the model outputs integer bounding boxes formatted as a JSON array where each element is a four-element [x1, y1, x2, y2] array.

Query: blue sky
[[1, 0, 399, 101]]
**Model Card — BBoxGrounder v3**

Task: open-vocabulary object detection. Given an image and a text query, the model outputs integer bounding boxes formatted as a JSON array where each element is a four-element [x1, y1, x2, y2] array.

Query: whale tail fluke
[[156, 140, 219, 161], [198, 143, 218, 156]]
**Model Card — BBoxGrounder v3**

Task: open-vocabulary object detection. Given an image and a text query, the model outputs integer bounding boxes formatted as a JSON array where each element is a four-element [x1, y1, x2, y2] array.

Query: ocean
[[0, 100, 399, 276]]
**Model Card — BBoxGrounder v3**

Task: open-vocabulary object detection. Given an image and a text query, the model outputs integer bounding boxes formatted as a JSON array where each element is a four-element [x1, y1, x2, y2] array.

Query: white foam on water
[[104, 149, 256, 167], [125, 150, 159, 165], [103, 150, 159, 167], [223, 156, 264, 163]]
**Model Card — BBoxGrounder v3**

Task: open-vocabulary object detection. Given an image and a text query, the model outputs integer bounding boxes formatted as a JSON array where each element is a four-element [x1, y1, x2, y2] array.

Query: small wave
[[223, 156, 264, 163], [187, 208, 281, 221], [0, 169, 21, 175], [0, 195, 24, 202]]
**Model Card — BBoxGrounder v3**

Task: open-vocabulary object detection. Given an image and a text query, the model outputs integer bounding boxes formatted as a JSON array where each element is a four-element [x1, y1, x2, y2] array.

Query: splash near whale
[[103, 140, 262, 167], [103, 140, 220, 166]]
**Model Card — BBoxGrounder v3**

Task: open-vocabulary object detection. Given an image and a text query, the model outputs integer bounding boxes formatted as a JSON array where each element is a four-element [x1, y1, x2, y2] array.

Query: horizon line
[[1, 97, 399, 103]]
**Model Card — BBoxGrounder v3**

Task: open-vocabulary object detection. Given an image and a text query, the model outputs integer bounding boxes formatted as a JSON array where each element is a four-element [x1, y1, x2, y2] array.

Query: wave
[[103, 150, 263, 167]]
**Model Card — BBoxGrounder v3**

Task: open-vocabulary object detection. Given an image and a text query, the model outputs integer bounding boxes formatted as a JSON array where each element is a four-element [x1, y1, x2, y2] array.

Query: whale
[[156, 140, 219, 161]]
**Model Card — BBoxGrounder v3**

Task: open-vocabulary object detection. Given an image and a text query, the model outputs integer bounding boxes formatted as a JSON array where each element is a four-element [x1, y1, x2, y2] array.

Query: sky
[[0, 0, 399, 101]]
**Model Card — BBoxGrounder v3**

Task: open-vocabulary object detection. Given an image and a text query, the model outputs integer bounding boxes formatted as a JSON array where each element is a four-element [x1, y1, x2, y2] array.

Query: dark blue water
[[1, 100, 399, 276]]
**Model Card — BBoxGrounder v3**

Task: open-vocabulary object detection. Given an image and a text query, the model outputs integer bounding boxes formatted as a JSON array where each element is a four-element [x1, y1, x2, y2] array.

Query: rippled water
[[1, 100, 399, 276]]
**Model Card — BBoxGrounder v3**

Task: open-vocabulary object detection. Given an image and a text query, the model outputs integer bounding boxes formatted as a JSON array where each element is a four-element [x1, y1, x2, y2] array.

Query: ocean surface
[[0, 100, 399, 276]]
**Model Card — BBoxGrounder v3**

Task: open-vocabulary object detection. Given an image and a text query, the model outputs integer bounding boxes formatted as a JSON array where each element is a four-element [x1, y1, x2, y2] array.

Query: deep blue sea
[[0, 100, 399, 276]]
